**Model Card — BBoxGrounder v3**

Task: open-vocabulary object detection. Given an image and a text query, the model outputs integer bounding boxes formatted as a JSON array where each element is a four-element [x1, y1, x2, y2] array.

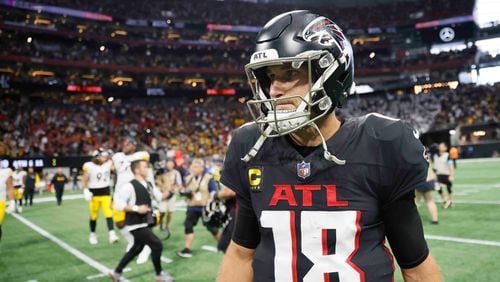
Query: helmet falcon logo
[[301, 17, 346, 49]]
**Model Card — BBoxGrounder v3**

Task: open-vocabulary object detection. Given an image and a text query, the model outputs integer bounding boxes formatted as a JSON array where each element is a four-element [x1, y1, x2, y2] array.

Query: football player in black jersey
[[218, 10, 441, 282]]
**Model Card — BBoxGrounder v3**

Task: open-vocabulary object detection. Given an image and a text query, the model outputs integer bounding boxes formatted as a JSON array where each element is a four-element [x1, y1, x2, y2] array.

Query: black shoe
[[431, 221, 439, 225], [176, 248, 192, 258]]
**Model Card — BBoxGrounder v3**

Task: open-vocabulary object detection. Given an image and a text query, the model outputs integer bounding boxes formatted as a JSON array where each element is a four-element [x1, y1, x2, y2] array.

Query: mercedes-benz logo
[[439, 27, 455, 42]]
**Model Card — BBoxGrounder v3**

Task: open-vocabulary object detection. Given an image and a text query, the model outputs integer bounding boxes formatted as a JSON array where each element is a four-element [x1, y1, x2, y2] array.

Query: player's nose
[[269, 80, 286, 98]]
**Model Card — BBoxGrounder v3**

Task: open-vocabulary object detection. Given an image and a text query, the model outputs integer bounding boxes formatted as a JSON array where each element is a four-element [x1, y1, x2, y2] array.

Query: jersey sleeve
[[82, 162, 90, 172], [105, 160, 113, 169], [111, 154, 119, 164], [207, 178, 218, 194], [114, 182, 133, 211], [384, 121, 428, 205], [220, 125, 258, 204]]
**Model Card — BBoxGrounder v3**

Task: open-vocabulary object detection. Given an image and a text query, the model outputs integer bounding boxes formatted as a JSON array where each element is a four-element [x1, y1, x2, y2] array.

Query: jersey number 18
[[261, 210, 364, 282]]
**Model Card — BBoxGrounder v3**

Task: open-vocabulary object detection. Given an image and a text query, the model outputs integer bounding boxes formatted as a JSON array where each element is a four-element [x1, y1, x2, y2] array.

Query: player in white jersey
[[82, 149, 119, 245], [0, 168, 15, 240], [12, 166, 27, 213], [112, 138, 153, 264]]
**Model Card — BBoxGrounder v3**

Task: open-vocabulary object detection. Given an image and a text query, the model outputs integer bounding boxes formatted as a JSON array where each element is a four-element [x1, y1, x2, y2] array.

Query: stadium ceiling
[[256, 0, 416, 7]]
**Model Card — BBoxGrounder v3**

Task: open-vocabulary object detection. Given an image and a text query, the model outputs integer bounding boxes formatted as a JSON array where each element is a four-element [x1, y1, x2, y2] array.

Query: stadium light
[[474, 0, 500, 28], [354, 85, 374, 94], [475, 37, 500, 56], [473, 131, 486, 137], [99, 45, 106, 52], [477, 66, 500, 85]]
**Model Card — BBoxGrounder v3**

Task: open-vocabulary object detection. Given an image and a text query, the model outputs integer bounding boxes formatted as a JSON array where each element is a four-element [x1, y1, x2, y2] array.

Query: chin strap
[[311, 122, 346, 165], [241, 126, 273, 162]]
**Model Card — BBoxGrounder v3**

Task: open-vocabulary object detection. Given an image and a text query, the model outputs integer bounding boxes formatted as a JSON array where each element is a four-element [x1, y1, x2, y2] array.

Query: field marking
[[33, 194, 84, 203], [161, 256, 173, 263], [426, 234, 500, 247], [458, 158, 500, 164], [453, 200, 500, 205], [454, 183, 500, 189], [10, 213, 130, 282], [435, 199, 500, 205], [201, 245, 218, 253], [86, 267, 131, 280]]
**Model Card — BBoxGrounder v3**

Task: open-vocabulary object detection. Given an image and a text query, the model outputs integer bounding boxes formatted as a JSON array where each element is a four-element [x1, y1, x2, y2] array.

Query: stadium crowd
[[433, 84, 500, 130], [355, 47, 476, 71], [2, 28, 475, 74], [339, 84, 500, 133], [0, 97, 247, 158], [1, 84, 499, 159]]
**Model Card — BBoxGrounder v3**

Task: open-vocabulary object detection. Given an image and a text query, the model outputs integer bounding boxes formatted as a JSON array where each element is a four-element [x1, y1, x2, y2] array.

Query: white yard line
[[453, 200, 500, 205], [458, 158, 500, 164], [161, 256, 173, 263], [11, 213, 130, 282], [453, 183, 500, 189], [425, 234, 500, 247], [201, 245, 219, 253], [33, 194, 84, 203], [435, 199, 500, 205], [86, 267, 131, 280]]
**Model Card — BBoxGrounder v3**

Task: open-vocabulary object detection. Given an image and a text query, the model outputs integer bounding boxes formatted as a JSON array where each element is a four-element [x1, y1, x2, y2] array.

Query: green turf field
[[1, 158, 499, 282]]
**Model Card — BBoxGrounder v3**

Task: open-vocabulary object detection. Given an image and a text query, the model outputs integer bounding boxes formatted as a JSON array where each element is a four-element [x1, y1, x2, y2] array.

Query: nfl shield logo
[[297, 161, 311, 179]]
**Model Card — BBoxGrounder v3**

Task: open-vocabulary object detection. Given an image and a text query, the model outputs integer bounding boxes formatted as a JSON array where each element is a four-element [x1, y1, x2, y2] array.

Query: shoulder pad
[[230, 123, 261, 158], [82, 162, 92, 171], [112, 152, 124, 160], [361, 113, 404, 142]]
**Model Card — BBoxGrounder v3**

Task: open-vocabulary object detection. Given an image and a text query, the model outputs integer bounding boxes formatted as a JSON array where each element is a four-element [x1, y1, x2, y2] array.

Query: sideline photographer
[[177, 158, 220, 258]]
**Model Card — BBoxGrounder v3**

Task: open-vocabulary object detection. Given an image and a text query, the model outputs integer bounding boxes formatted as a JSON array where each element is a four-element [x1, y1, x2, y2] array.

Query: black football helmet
[[245, 10, 354, 137]]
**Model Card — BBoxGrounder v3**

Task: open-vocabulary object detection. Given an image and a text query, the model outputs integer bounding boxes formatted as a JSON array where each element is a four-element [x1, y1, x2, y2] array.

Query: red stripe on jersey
[[322, 229, 330, 282], [290, 211, 298, 282], [322, 228, 328, 256], [346, 211, 365, 282]]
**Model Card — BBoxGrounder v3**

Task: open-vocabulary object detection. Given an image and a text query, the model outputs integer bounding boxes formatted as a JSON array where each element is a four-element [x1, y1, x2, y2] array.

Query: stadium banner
[[0, 0, 113, 21], [419, 23, 476, 44]]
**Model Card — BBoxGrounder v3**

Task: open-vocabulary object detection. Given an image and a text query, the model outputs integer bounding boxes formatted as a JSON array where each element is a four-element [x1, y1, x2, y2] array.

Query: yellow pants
[[113, 209, 126, 223], [14, 188, 24, 200], [89, 195, 113, 220], [0, 201, 5, 224]]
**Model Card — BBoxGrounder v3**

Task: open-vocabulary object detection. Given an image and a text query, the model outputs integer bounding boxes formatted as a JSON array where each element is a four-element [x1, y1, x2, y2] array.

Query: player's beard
[[289, 112, 336, 146]]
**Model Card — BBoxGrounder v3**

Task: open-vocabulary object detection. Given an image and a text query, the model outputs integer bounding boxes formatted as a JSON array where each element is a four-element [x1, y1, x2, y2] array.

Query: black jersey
[[221, 113, 428, 282]]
